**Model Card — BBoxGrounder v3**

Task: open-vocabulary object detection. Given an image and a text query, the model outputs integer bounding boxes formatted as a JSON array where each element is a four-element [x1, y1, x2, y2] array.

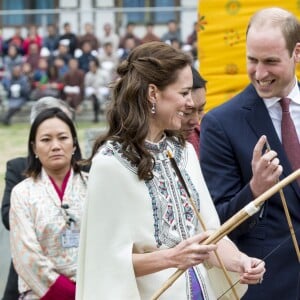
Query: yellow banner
[[197, 1, 300, 111]]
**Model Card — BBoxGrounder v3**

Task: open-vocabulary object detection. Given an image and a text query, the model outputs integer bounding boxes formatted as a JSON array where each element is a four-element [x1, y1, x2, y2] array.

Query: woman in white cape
[[76, 42, 265, 300]]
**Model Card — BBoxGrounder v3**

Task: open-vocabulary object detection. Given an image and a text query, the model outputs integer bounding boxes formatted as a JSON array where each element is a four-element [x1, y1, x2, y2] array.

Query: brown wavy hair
[[87, 41, 192, 180]]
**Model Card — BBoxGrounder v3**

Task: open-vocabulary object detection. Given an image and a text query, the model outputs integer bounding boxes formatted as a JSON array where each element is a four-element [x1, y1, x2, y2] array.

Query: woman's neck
[[46, 166, 71, 189], [147, 125, 164, 143]]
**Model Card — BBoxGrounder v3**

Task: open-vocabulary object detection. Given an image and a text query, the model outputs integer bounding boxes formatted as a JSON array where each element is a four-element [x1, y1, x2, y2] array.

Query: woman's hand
[[238, 254, 265, 285], [169, 232, 217, 270], [133, 232, 217, 277]]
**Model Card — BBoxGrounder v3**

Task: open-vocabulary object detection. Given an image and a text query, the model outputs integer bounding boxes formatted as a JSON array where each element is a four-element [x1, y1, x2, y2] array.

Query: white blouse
[[76, 136, 242, 299]]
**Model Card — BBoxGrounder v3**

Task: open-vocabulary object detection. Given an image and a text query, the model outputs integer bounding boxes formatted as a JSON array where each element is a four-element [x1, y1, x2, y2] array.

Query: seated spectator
[[53, 57, 69, 79], [98, 42, 119, 82], [22, 25, 42, 56], [84, 58, 110, 122], [119, 22, 141, 49], [77, 41, 96, 73], [31, 58, 64, 100], [43, 24, 59, 57], [186, 21, 198, 65], [21, 62, 34, 90], [3, 44, 24, 77], [2, 26, 24, 56], [32, 58, 48, 84], [187, 21, 197, 46], [63, 58, 85, 112], [0, 29, 3, 56], [141, 22, 160, 44], [78, 23, 100, 51], [59, 22, 78, 57], [25, 43, 41, 72], [161, 19, 182, 45], [100, 23, 119, 52], [53, 41, 72, 66], [0, 80, 7, 105], [169, 38, 182, 50], [2, 64, 31, 125], [44, 63, 64, 98], [119, 36, 136, 62]]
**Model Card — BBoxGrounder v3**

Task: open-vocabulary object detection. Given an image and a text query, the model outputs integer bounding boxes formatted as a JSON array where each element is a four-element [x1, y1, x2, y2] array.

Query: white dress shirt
[[263, 78, 300, 142]]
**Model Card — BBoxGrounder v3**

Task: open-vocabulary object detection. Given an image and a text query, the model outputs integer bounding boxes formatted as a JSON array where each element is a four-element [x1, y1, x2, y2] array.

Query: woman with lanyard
[[76, 42, 265, 299], [9, 107, 88, 300]]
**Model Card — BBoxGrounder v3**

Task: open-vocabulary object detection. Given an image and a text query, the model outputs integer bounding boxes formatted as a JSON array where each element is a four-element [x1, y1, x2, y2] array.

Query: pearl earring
[[151, 103, 156, 114]]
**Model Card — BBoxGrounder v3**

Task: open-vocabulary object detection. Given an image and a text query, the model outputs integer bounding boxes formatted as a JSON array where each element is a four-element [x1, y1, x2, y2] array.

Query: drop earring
[[151, 103, 156, 114]]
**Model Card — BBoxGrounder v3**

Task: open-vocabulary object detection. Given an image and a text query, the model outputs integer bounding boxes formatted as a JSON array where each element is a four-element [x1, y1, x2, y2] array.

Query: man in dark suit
[[1, 97, 84, 300], [200, 8, 300, 300], [1, 158, 26, 299]]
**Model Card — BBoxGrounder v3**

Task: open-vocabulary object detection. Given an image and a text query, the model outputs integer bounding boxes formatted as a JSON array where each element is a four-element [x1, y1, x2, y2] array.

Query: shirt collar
[[263, 78, 300, 109]]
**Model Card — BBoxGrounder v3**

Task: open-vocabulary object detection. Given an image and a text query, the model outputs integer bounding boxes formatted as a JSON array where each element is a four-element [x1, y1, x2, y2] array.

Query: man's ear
[[294, 43, 300, 63]]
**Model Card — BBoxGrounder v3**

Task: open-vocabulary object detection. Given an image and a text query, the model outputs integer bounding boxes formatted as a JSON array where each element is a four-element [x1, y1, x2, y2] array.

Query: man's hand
[[250, 135, 283, 197]]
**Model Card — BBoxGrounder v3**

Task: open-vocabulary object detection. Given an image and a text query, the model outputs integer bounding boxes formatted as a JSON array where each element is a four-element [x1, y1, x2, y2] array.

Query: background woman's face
[[33, 117, 75, 174]]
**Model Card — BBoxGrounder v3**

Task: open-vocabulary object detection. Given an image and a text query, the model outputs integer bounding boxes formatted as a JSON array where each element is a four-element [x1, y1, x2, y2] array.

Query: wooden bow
[[265, 141, 300, 262], [151, 168, 300, 299]]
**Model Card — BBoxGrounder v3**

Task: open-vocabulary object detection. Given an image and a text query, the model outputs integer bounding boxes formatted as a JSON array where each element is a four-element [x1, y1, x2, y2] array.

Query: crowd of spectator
[[0, 20, 198, 125]]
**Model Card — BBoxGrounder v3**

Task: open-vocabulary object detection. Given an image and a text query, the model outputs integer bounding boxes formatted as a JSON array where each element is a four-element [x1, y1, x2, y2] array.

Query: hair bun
[[117, 60, 131, 76]]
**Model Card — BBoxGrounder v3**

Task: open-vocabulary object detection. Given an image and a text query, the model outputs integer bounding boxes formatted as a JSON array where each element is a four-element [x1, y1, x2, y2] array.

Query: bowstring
[[217, 227, 300, 300]]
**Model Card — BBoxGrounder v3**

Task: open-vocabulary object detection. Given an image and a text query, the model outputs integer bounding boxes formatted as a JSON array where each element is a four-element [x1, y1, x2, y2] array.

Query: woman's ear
[[31, 141, 37, 156], [147, 83, 158, 105]]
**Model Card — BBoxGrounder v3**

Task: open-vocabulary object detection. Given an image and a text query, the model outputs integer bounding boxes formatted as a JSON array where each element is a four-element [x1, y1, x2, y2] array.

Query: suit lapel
[[242, 85, 300, 196]]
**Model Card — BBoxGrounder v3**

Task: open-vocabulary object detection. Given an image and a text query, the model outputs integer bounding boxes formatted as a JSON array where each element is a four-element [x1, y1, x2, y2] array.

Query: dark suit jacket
[[200, 84, 300, 300], [1, 157, 26, 300], [2, 157, 27, 230]]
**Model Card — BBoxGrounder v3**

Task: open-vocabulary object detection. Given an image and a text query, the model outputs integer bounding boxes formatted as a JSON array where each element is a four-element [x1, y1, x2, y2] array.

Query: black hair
[[192, 67, 207, 90]]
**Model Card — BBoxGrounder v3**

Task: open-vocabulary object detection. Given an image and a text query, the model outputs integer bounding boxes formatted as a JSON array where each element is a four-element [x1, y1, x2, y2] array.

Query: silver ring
[[259, 277, 263, 284]]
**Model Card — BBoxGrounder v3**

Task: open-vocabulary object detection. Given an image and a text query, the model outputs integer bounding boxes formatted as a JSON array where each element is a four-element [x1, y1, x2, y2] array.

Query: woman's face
[[33, 117, 75, 175], [149, 65, 193, 140], [181, 87, 206, 139]]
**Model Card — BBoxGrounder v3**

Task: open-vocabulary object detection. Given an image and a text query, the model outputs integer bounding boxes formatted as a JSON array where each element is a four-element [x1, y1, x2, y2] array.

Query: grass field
[[0, 121, 106, 200]]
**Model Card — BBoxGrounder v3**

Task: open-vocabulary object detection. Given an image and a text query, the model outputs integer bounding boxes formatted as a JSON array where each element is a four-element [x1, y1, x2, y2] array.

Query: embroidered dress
[[9, 168, 88, 299], [77, 136, 221, 299]]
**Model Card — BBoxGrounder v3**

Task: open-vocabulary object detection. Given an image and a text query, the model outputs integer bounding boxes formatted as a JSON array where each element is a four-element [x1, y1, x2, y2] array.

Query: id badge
[[61, 223, 80, 248]]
